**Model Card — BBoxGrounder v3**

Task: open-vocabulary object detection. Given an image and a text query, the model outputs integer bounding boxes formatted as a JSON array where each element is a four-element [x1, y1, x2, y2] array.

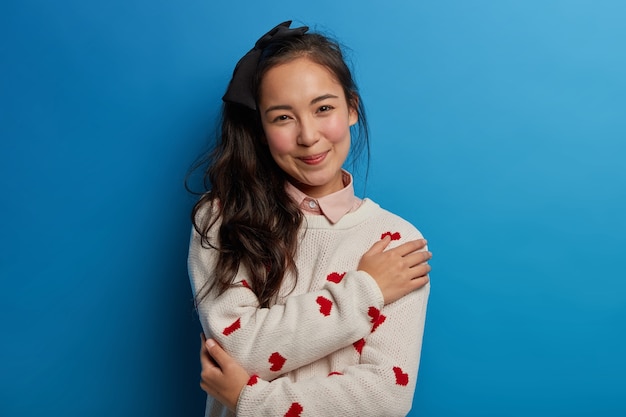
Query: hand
[[200, 334, 250, 411], [358, 237, 431, 305]]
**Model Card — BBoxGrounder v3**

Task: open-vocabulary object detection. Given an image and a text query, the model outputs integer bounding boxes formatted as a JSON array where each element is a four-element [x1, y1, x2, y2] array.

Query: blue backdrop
[[2, 1, 625, 416]]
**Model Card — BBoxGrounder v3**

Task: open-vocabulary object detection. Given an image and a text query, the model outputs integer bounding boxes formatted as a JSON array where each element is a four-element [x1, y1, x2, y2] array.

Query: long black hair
[[191, 29, 370, 308]]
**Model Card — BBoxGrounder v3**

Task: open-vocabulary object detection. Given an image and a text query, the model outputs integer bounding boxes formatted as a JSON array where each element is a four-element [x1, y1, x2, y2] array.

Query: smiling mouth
[[298, 151, 329, 165]]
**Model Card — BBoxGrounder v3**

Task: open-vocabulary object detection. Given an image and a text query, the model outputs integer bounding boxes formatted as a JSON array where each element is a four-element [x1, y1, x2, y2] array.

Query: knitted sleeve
[[235, 284, 430, 417], [188, 229, 384, 381], [234, 226, 430, 417]]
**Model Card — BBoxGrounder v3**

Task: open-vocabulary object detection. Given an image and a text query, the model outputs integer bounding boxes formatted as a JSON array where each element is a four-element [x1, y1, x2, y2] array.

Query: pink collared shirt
[[285, 171, 363, 224]]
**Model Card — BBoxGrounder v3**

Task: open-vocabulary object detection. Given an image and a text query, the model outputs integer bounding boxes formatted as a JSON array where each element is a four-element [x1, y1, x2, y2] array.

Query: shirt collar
[[285, 171, 361, 224]]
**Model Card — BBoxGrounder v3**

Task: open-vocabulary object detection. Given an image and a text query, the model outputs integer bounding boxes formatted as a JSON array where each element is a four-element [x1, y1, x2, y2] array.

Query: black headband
[[222, 21, 309, 110]]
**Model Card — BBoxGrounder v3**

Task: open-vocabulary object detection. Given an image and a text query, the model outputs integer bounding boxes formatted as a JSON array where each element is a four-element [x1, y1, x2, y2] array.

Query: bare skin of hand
[[200, 334, 250, 411], [358, 237, 431, 304]]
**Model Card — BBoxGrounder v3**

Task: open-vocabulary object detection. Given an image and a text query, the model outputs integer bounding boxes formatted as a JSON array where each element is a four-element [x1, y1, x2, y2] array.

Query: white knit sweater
[[188, 199, 430, 417]]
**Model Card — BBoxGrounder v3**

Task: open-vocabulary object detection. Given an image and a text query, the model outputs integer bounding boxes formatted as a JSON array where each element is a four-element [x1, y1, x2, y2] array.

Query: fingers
[[200, 334, 218, 370], [205, 338, 232, 369], [397, 245, 431, 284], [359, 236, 431, 304], [407, 275, 430, 291], [200, 336, 223, 395], [364, 235, 392, 255], [405, 248, 431, 281], [199, 337, 250, 410], [409, 261, 431, 279], [200, 333, 206, 357], [399, 270, 430, 294], [404, 249, 432, 268], [200, 336, 243, 373], [365, 237, 426, 258], [389, 239, 428, 257]]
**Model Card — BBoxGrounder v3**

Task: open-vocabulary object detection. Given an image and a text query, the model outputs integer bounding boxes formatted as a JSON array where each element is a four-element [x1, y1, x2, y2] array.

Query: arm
[[201, 284, 430, 417], [190, 228, 430, 381], [189, 228, 382, 380]]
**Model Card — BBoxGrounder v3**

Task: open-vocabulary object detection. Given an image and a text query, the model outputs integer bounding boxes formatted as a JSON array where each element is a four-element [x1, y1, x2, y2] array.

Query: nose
[[297, 116, 319, 147]]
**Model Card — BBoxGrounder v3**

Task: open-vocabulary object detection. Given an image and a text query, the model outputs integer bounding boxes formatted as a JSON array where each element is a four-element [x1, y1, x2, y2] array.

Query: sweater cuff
[[352, 270, 384, 310], [236, 378, 270, 417]]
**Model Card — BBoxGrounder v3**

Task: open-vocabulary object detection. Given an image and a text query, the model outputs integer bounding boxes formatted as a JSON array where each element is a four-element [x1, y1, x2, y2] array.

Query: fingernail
[[205, 338, 216, 349]]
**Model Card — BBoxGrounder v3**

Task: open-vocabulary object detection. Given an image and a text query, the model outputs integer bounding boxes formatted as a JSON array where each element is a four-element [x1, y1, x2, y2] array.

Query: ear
[[348, 93, 359, 127]]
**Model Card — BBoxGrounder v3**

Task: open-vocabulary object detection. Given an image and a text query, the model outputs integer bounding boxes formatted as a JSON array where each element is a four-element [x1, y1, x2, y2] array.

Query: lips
[[298, 151, 328, 165]]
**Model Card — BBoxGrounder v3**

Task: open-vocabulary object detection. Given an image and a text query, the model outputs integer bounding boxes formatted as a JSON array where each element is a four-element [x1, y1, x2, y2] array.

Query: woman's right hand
[[357, 237, 431, 305]]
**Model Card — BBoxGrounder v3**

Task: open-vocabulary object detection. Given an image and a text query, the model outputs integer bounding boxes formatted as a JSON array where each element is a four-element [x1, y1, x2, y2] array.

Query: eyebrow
[[264, 94, 339, 114]]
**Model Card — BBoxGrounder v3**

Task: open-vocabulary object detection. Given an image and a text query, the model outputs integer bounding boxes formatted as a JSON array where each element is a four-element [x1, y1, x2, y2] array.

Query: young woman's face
[[258, 57, 358, 198]]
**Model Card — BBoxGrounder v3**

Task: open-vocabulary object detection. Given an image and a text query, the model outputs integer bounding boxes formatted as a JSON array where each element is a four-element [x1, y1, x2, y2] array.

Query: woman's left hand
[[200, 334, 250, 411]]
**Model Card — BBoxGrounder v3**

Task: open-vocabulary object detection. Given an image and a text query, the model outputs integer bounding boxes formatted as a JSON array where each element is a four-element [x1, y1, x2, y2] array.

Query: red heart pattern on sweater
[[367, 306, 386, 332], [328, 371, 343, 376], [241, 280, 250, 289], [284, 402, 303, 417], [381, 231, 401, 240], [222, 318, 241, 336], [316, 296, 332, 316], [326, 272, 346, 283], [353, 338, 365, 354], [393, 366, 409, 386], [247, 374, 259, 386], [269, 352, 286, 372]]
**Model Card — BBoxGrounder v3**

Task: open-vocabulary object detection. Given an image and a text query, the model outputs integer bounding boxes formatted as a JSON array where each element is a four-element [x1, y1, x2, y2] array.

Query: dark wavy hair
[[190, 30, 370, 308]]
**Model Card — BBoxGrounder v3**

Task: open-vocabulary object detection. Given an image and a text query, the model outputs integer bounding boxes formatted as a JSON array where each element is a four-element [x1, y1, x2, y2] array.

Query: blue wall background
[[2, 1, 625, 416]]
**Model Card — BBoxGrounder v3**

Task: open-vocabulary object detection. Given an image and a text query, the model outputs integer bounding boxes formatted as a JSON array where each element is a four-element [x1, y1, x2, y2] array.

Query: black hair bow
[[222, 21, 309, 110]]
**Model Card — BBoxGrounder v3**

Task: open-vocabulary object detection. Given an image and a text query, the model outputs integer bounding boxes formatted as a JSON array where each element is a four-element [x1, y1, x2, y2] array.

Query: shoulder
[[193, 194, 220, 224], [358, 199, 425, 240], [189, 195, 223, 250]]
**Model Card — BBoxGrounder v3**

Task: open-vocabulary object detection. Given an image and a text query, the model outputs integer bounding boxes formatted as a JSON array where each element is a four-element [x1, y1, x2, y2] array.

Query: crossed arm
[[201, 282, 430, 416], [189, 228, 431, 415]]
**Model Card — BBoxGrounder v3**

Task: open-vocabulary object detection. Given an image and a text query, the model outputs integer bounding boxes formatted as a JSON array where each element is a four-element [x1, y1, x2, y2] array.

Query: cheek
[[264, 128, 295, 157], [322, 116, 351, 144]]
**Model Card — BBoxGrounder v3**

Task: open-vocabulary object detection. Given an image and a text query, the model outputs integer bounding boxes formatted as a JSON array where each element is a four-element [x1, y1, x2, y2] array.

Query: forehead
[[259, 57, 344, 103]]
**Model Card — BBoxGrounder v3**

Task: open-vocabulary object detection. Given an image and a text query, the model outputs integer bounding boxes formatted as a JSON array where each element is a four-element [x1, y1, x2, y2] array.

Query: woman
[[189, 21, 431, 417]]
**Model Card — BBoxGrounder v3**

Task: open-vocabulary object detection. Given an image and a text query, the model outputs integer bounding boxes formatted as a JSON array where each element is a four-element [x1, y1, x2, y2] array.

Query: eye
[[272, 114, 291, 123], [317, 105, 334, 113]]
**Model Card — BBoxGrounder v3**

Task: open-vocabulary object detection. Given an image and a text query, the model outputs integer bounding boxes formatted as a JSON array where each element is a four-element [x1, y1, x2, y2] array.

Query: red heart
[[393, 366, 409, 386], [284, 402, 303, 417], [222, 318, 241, 336], [247, 374, 259, 386], [381, 231, 401, 241], [328, 371, 343, 376], [326, 272, 346, 283], [353, 338, 365, 354], [316, 296, 333, 316], [367, 306, 386, 332], [241, 280, 250, 289], [268, 352, 286, 372]]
